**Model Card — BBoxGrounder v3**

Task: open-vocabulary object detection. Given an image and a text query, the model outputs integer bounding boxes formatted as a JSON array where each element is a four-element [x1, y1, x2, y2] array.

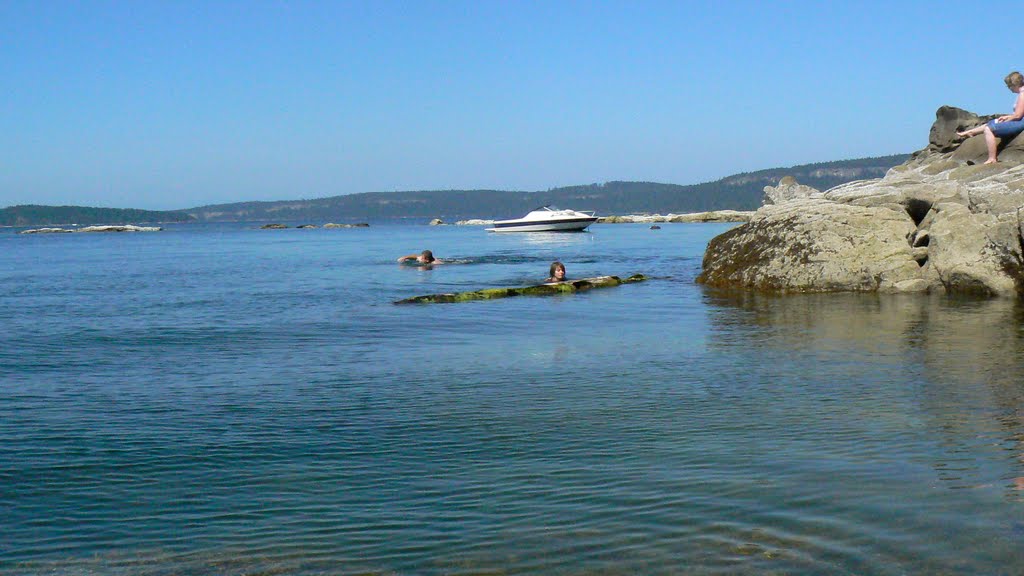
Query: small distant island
[[3, 155, 908, 226], [0, 205, 193, 227]]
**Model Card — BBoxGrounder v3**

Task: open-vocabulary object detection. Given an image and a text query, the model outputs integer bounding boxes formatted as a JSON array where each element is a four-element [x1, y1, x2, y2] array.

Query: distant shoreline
[[2, 154, 909, 226], [8, 211, 755, 233]]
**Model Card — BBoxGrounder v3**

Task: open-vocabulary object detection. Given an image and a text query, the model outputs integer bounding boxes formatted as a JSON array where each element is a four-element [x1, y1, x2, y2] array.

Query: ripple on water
[[4, 223, 1024, 575]]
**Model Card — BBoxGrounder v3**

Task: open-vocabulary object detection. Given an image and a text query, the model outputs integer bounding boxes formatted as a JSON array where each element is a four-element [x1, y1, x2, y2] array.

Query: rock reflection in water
[[702, 289, 1024, 498]]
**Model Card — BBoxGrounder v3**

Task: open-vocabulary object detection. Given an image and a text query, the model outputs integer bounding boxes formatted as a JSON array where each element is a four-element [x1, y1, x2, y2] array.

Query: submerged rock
[[395, 274, 648, 304], [698, 105, 1024, 297]]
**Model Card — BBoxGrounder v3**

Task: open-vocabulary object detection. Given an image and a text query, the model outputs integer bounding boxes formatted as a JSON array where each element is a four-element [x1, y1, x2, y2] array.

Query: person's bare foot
[[984, 158, 999, 165], [956, 130, 972, 138]]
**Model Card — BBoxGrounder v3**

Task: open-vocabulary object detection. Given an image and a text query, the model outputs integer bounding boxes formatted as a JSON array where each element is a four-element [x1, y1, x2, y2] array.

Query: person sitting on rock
[[397, 250, 441, 264], [545, 261, 568, 283], [957, 71, 1024, 164]]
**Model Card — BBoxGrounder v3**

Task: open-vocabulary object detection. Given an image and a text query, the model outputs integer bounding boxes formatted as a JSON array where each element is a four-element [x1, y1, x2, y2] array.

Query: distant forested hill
[[185, 154, 909, 222], [3, 154, 909, 226], [0, 205, 195, 227]]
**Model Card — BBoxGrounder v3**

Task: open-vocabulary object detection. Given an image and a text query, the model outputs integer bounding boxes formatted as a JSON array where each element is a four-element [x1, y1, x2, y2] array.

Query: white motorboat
[[486, 206, 598, 233]]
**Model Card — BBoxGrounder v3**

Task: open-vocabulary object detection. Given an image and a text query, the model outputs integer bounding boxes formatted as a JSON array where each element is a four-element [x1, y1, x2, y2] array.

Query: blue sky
[[0, 1, 1016, 210]]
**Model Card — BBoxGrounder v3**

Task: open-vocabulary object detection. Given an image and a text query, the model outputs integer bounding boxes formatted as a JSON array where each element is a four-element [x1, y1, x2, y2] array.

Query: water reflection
[[507, 230, 597, 247], [702, 289, 1024, 498]]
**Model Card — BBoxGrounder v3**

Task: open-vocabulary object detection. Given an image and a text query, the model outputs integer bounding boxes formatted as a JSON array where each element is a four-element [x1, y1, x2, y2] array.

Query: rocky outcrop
[[395, 275, 647, 304], [598, 211, 754, 224], [762, 176, 820, 206], [698, 106, 1024, 297], [667, 210, 754, 223], [19, 227, 73, 234], [20, 225, 162, 234], [323, 223, 369, 228]]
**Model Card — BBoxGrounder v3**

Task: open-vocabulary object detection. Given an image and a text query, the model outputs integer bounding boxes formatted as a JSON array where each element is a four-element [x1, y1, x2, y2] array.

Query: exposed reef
[[697, 106, 1024, 297], [395, 274, 647, 304], [20, 225, 163, 234], [258, 223, 370, 229], [598, 210, 753, 223]]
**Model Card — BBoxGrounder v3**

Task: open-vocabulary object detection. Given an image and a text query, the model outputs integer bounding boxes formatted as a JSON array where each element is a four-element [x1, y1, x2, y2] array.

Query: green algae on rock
[[395, 274, 648, 304]]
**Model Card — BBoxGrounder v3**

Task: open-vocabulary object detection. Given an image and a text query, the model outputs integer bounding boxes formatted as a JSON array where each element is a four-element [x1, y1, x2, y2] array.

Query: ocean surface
[[2, 221, 1024, 575]]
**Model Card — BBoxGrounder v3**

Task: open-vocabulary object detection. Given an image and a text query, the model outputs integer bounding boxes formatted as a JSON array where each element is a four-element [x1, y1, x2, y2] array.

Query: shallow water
[[2, 222, 1024, 575]]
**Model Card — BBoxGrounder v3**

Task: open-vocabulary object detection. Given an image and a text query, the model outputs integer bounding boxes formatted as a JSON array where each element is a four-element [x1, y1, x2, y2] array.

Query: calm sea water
[[2, 221, 1024, 575]]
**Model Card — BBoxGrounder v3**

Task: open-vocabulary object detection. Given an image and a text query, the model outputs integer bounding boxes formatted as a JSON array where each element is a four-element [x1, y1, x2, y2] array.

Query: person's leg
[[958, 125, 986, 138], [984, 125, 999, 164]]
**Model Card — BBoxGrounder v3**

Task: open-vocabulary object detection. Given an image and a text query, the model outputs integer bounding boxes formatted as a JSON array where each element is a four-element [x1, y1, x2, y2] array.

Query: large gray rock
[[699, 199, 920, 292], [698, 105, 1024, 297], [929, 105, 1024, 164]]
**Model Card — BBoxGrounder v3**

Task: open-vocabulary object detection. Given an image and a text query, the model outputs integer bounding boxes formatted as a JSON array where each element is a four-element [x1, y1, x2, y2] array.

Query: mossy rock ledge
[[395, 274, 648, 304]]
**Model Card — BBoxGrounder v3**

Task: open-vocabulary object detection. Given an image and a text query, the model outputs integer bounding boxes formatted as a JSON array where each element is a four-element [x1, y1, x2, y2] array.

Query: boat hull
[[486, 218, 598, 233]]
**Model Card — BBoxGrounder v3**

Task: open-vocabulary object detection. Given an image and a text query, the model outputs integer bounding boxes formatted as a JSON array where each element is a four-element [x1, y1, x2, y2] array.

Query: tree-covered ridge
[[3, 154, 910, 225], [186, 154, 909, 222], [0, 205, 195, 226]]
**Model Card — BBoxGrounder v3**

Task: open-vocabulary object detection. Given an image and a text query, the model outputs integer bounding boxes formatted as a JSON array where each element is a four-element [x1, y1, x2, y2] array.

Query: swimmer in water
[[545, 261, 567, 283], [397, 250, 442, 264]]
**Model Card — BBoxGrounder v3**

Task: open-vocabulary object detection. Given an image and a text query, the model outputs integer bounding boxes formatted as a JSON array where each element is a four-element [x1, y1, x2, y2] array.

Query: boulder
[[762, 176, 820, 206], [698, 105, 1024, 297], [428, 218, 444, 226], [922, 203, 1024, 296], [260, 223, 288, 229], [698, 199, 920, 292], [929, 105, 1024, 163]]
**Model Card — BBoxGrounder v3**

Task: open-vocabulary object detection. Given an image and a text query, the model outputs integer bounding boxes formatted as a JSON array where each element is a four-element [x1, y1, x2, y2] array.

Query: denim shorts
[[987, 118, 1024, 138]]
